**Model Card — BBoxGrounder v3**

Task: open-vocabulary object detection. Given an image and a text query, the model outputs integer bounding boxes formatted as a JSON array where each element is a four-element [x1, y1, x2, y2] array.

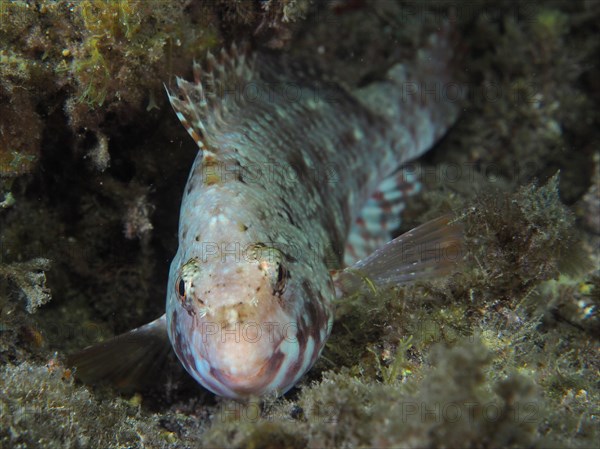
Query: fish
[[67, 25, 464, 400]]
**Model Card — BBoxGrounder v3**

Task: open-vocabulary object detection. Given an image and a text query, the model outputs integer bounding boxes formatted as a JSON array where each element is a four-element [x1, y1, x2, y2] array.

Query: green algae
[[0, 257, 51, 313], [0, 361, 205, 449]]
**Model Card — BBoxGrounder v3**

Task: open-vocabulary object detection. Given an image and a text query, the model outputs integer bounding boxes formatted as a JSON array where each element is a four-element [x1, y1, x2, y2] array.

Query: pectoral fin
[[66, 314, 172, 391], [336, 214, 464, 297]]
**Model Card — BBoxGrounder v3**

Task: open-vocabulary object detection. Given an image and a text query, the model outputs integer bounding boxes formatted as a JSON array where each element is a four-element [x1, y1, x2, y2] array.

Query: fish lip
[[209, 336, 286, 395]]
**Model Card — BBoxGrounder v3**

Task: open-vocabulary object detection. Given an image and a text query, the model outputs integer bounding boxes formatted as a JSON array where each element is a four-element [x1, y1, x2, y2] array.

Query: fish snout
[[208, 349, 287, 397], [198, 320, 303, 398]]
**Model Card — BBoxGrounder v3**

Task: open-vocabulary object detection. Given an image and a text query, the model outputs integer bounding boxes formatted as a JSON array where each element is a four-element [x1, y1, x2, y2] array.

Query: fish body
[[68, 27, 463, 399], [163, 30, 461, 398]]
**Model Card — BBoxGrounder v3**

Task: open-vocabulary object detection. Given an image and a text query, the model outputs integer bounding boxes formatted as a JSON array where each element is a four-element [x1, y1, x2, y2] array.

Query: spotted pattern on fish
[[164, 27, 461, 399]]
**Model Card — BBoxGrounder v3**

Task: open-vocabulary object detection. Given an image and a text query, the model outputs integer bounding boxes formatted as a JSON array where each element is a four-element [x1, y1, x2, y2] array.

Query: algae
[[0, 257, 51, 313], [1, 1, 599, 448]]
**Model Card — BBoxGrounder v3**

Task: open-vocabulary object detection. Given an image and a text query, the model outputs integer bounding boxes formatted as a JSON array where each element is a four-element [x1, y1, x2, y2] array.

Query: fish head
[[166, 242, 334, 399]]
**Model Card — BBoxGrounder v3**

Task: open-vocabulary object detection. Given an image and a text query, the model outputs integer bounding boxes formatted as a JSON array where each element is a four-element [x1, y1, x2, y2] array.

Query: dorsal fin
[[165, 42, 256, 151]]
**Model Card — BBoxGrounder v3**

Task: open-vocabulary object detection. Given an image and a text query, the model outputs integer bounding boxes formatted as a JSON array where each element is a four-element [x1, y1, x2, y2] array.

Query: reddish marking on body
[[190, 130, 202, 145], [372, 191, 384, 201]]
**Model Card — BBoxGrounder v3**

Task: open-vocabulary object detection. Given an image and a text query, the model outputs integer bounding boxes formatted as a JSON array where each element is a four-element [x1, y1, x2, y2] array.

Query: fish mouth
[[209, 341, 287, 396]]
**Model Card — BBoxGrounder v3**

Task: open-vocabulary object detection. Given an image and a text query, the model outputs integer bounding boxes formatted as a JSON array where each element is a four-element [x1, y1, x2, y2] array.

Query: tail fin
[[66, 315, 172, 391]]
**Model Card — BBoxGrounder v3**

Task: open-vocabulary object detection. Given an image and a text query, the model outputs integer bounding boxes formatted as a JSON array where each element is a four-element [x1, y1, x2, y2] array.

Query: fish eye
[[176, 276, 186, 301], [277, 263, 285, 283], [273, 262, 289, 296]]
